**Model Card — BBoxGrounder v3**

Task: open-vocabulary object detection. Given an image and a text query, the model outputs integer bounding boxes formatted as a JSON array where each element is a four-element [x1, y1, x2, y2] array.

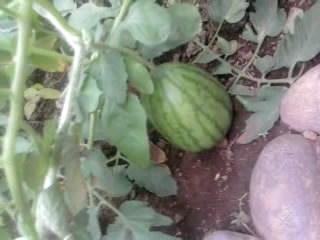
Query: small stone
[[303, 130, 318, 141]]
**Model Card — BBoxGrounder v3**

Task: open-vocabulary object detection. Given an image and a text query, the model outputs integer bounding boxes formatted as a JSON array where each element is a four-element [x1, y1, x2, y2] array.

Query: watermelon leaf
[[250, 0, 286, 38], [123, 0, 171, 46], [254, 55, 274, 74], [138, 3, 201, 59], [236, 86, 287, 144], [77, 76, 102, 114], [89, 49, 128, 104], [241, 24, 258, 43], [209, 0, 249, 24], [193, 51, 220, 64], [216, 37, 238, 56], [126, 164, 177, 197], [124, 57, 154, 94], [68, 2, 117, 31], [104, 201, 179, 240], [273, 2, 320, 69], [101, 94, 151, 168], [82, 149, 132, 197]]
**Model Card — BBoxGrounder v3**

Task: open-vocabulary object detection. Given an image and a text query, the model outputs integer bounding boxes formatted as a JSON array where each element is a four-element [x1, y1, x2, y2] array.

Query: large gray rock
[[250, 134, 320, 240], [280, 65, 320, 133], [203, 230, 259, 240]]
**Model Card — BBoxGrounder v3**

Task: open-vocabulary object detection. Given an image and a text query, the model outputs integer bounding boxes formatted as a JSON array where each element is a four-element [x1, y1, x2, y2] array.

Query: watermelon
[[141, 63, 233, 152]]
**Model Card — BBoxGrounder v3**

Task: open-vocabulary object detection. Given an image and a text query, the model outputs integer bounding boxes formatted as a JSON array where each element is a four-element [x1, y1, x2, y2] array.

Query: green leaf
[[24, 100, 37, 120], [254, 55, 274, 74], [104, 201, 178, 240], [35, 35, 57, 49], [23, 153, 49, 196], [250, 0, 286, 38], [82, 149, 132, 197], [89, 49, 127, 104], [31, 54, 67, 72], [236, 86, 287, 144], [68, 3, 117, 31], [87, 207, 101, 240], [125, 57, 154, 94], [127, 164, 177, 197], [16, 136, 33, 154], [77, 76, 102, 114], [138, 3, 202, 59], [209, 0, 249, 23], [194, 51, 220, 64], [229, 84, 256, 96], [38, 88, 61, 99], [213, 63, 232, 75], [35, 183, 71, 239], [0, 51, 11, 64], [53, 0, 76, 14], [0, 227, 11, 239], [62, 135, 87, 216], [101, 94, 150, 168], [242, 24, 257, 43], [123, 0, 171, 46], [273, 2, 320, 69], [216, 37, 237, 56]]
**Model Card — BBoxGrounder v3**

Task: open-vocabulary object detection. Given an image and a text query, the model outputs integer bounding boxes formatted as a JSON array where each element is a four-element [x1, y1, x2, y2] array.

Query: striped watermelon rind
[[141, 63, 233, 152]]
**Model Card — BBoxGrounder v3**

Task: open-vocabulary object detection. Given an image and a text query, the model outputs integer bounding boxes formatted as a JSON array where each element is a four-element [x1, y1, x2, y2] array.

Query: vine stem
[[87, 112, 97, 150], [96, 43, 155, 70], [231, 35, 264, 88], [109, 0, 133, 38], [1, 0, 38, 239], [31, 47, 73, 63], [194, 39, 295, 85], [192, 20, 224, 64], [92, 190, 127, 222]]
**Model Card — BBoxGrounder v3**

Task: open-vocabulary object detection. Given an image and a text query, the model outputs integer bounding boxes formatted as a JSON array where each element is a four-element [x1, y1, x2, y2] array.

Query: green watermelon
[[141, 63, 233, 152]]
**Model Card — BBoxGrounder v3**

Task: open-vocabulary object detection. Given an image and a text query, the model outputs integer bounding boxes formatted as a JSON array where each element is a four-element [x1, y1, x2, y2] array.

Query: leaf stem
[[31, 47, 73, 63], [0, 6, 19, 18], [231, 36, 264, 88], [92, 190, 127, 221], [1, 0, 38, 239], [58, 45, 84, 132], [109, 0, 133, 38], [192, 20, 224, 64], [96, 42, 156, 70], [87, 112, 97, 150], [194, 39, 294, 85]]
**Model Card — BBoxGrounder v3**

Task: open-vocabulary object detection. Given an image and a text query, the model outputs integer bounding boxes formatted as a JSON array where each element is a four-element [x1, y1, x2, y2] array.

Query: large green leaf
[[62, 135, 87, 217], [82, 149, 132, 197], [89, 49, 127, 104], [209, 0, 249, 23], [35, 183, 72, 239], [101, 94, 150, 168], [250, 0, 286, 38], [77, 76, 102, 114], [139, 3, 201, 59], [273, 2, 320, 69], [53, 0, 76, 14], [0, 228, 11, 239], [123, 0, 171, 46], [236, 86, 287, 144], [104, 201, 178, 240], [68, 2, 117, 31], [254, 55, 274, 74], [87, 207, 101, 240], [126, 164, 177, 197]]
